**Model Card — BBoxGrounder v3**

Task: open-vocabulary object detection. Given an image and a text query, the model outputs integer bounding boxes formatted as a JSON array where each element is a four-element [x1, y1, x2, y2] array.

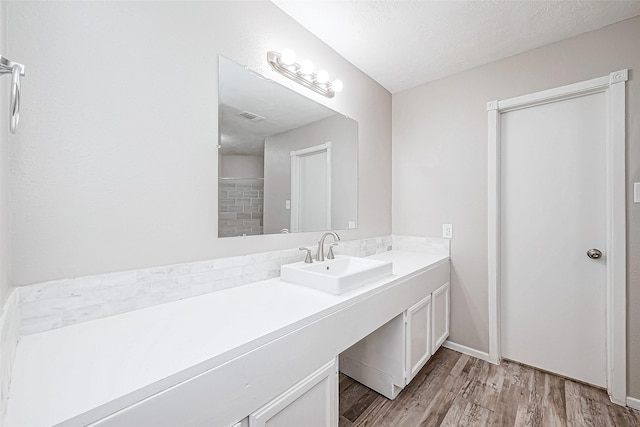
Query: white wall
[[6, 1, 392, 286], [392, 16, 640, 398], [0, 3, 17, 421], [219, 155, 264, 179], [263, 115, 357, 234], [0, 0, 10, 306]]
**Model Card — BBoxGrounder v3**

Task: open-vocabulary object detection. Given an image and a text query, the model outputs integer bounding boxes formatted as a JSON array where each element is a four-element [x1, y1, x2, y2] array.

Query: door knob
[[587, 248, 603, 259]]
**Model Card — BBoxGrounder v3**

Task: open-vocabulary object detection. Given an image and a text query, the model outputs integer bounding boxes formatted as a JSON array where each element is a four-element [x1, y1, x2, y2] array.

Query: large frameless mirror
[[218, 55, 358, 238]]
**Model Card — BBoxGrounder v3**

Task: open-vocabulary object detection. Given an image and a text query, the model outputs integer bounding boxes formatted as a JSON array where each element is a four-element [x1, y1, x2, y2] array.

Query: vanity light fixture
[[267, 49, 343, 98]]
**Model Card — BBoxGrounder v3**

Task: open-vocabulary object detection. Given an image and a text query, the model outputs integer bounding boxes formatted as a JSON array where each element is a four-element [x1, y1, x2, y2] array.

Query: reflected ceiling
[[219, 57, 335, 156]]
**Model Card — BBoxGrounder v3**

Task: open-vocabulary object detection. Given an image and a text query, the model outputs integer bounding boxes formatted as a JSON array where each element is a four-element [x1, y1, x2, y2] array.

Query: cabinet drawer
[[249, 358, 338, 427]]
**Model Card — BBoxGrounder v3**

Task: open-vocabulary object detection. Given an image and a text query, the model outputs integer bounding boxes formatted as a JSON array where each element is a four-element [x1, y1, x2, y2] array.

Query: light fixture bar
[[267, 51, 342, 98]]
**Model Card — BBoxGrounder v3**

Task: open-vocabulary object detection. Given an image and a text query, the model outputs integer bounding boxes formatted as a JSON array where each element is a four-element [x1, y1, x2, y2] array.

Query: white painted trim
[[606, 71, 627, 405], [289, 142, 331, 157], [290, 153, 299, 233], [442, 341, 493, 364], [495, 74, 610, 112], [289, 142, 332, 233], [326, 141, 332, 230], [609, 69, 628, 85], [487, 104, 500, 365], [487, 70, 627, 403], [626, 397, 640, 412]]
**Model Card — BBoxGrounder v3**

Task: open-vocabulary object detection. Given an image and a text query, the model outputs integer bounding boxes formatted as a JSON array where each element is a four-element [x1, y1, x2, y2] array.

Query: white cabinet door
[[249, 358, 338, 427], [432, 282, 450, 352], [405, 295, 432, 383]]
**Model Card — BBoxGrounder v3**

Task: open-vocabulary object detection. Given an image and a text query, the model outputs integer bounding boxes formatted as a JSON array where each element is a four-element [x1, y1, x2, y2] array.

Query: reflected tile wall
[[219, 180, 264, 238]]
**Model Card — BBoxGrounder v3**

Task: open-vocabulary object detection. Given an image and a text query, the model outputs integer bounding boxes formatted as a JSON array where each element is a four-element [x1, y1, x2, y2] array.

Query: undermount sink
[[280, 255, 393, 295]]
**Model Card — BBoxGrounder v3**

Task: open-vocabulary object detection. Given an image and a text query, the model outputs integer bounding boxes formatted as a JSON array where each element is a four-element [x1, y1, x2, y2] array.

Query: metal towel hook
[[0, 55, 26, 134]]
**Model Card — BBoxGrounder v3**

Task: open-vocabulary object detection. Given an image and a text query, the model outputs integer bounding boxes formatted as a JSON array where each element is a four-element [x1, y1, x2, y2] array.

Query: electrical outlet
[[285, 200, 291, 210], [442, 224, 453, 239], [635, 182, 640, 203]]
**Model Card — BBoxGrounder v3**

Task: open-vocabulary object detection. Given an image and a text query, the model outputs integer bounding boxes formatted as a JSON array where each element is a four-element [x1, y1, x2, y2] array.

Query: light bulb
[[332, 79, 344, 93], [316, 70, 329, 84], [280, 48, 296, 66], [299, 59, 314, 75]]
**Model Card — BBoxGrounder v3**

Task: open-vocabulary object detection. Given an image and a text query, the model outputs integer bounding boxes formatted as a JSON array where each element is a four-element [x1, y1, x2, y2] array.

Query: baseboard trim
[[442, 340, 493, 363], [627, 396, 640, 411]]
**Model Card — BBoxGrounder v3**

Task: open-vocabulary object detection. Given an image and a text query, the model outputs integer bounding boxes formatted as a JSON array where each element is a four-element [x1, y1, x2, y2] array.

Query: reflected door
[[290, 142, 332, 232]]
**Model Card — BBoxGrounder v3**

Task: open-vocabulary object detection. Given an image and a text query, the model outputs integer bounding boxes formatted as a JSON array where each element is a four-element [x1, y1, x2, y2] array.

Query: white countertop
[[6, 250, 448, 427]]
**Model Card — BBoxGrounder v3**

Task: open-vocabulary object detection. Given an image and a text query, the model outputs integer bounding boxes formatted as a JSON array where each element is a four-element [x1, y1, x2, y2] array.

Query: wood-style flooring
[[339, 347, 640, 426]]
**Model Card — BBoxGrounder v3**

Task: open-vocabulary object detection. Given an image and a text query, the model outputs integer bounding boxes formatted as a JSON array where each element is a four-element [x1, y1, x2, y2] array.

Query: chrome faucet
[[298, 247, 313, 263], [317, 231, 340, 261]]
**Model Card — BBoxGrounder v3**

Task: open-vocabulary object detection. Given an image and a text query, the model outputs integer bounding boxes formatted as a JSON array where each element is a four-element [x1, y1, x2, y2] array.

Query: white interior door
[[500, 92, 607, 387], [290, 142, 331, 232], [299, 152, 327, 231]]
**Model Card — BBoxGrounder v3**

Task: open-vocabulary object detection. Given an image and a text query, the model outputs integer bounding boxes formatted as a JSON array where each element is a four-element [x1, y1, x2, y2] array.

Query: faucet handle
[[298, 247, 313, 263], [327, 243, 338, 260]]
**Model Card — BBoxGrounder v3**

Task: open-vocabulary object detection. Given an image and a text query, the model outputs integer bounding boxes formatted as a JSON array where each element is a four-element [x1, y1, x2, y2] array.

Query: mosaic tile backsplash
[[0, 291, 19, 422], [17, 235, 449, 335], [18, 236, 388, 335]]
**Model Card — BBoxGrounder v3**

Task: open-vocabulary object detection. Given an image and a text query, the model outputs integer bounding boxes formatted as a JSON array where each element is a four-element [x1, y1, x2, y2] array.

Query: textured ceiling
[[272, 0, 640, 93]]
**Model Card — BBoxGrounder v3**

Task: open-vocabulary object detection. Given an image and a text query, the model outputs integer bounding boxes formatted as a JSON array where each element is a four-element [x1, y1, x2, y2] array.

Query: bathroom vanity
[[6, 250, 449, 427], [340, 270, 450, 400]]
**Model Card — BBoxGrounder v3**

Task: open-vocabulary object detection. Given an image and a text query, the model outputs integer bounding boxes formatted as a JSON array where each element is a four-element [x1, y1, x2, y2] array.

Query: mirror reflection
[[218, 56, 358, 238]]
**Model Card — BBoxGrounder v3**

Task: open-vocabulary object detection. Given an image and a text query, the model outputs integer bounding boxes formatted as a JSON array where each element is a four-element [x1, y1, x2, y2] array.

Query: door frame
[[290, 141, 332, 232], [487, 70, 627, 404]]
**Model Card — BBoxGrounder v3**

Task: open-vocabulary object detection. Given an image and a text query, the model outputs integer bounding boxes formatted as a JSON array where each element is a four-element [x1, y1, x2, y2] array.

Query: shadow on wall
[[449, 265, 487, 350]]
